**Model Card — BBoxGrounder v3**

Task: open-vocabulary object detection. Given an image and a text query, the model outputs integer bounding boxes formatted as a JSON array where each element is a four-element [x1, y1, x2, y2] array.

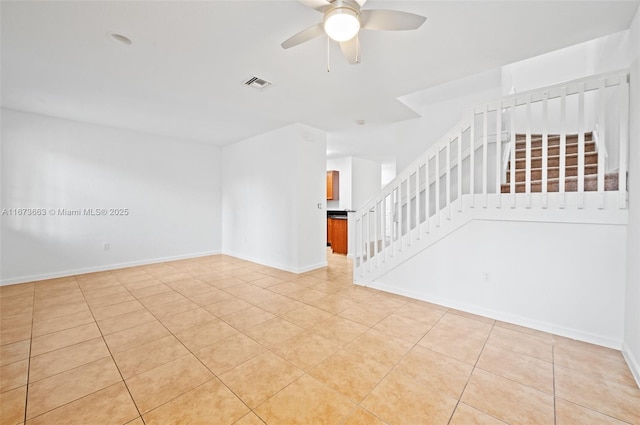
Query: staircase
[[501, 132, 619, 194], [353, 70, 630, 285]]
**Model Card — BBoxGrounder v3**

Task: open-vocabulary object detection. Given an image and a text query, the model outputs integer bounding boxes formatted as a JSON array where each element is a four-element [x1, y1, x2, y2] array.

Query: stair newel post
[[618, 72, 629, 208], [495, 100, 502, 209], [560, 87, 567, 209], [510, 98, 516, 207], [483, 104, 489, 208], [470, 111, 476, 208], [578, 83, 586, 209], [425, 154, 431, 235], [525, 95, 532, 208], [542, 91, 549, 209], [446, 136, 452, 219], [457, 127, 463, 213], [597, 79, 606, 208], [435, 147, 441, 227]]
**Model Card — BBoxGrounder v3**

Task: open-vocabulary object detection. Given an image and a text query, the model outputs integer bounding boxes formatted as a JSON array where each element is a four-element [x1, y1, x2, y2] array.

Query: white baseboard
[[622, 343, 640, 388], [221, 250, 327, 274], [0, 250, 222, 286], [358, 280, 623, 349]]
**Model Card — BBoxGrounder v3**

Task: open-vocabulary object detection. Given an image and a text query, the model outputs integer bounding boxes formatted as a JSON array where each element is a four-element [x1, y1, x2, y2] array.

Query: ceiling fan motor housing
[[323, 0, 361, 42]]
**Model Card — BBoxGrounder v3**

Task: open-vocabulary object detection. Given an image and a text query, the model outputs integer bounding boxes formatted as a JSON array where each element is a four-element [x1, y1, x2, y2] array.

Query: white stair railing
[[353, 70, 629, 284]]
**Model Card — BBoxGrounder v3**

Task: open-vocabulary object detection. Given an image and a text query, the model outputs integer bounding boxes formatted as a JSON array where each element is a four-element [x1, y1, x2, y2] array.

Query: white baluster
[[597, 79, 606, 208], [446, 137, 451, 219], [619, 73, 629, 208], [406, 175, 412, 247], [525, 96, 532, 208], [559, 88, 567, 209], [458, 127, 463, 212], [541, 92, 548, 208], [435, 148, 441, 227], [578, 84, 585, 209], [483, 105, 488, 208], [496, 101, 502, 208], [425, 155, 431, 234], [470, 112, 476, 208], [510, 99, 516, 207], [398, 182, 403, 251], [416, 165, 421, 240], [380, 195, 387, 263]]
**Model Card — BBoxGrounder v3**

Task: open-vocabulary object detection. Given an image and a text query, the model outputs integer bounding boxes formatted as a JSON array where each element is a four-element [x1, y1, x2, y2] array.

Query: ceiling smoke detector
[[244, 76, 272, 91]]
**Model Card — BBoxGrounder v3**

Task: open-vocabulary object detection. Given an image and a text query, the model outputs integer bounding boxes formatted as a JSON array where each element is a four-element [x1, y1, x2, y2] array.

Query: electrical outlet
[[103, 242, 110, 250], [482, 272, 490, 282]]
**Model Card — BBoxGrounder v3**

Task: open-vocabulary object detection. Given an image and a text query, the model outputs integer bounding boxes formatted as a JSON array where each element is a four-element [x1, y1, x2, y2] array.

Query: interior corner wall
[[222, 124, 327, 273], [0, 109, 222, 285], [372, 219, 628, 348], [623, 4, 640, 386]]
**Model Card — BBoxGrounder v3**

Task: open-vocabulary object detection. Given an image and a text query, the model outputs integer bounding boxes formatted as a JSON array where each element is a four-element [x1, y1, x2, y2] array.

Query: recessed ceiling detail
[[244, 76, 272, 91]]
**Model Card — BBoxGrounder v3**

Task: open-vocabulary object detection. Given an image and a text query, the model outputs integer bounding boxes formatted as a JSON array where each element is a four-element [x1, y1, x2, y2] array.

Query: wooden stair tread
[[501, 173, 619, 193]]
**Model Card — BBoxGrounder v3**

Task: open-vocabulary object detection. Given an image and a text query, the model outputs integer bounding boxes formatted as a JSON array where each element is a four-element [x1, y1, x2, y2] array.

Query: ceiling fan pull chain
[[327, 36, 331, 72]]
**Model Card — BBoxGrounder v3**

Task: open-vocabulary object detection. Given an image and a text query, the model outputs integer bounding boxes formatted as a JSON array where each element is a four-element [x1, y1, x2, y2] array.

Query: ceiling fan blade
[[355, 0, 368, 6], [340, 35, 360, 65], [361, 9, 427, 31], [299, 0, 331, 12], [281, 23, 325, 49]]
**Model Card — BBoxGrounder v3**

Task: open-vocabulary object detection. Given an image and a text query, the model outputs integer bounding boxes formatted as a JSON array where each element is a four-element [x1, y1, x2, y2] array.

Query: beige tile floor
[[1, 251, 639, 425]]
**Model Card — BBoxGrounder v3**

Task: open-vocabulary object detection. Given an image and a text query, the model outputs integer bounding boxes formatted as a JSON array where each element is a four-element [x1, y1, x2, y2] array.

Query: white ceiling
[[2, 1, 638, 158]]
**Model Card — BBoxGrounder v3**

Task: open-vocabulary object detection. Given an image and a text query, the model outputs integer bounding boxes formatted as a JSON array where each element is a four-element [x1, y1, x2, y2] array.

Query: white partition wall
[[222, 124, 327, 273]]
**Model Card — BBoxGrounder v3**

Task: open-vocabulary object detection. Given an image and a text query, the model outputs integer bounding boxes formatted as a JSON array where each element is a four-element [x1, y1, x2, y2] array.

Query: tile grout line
[[332, 301, 449, 424], [552, 336, 557, 425], [22, 282, 36, 425], [120, 273, 261, 423], [79, 273, 148, 425], [446, 319, 500, 425]]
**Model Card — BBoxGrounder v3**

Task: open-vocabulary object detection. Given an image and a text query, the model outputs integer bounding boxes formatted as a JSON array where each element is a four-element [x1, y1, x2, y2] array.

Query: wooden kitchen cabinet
[[328, 217, 348, 255], [326, 170, 339, 200]]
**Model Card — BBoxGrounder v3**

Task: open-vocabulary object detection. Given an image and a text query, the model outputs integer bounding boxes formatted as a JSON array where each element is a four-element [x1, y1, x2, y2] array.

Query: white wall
[[373, 219, 628, 348], [0, 109, 222, 284], [502, 30, 631, 94], [351, 157, 382, 211], [326, 157, 352, 211], [222, 124, 327, 273], [624, 4, 640, 386]]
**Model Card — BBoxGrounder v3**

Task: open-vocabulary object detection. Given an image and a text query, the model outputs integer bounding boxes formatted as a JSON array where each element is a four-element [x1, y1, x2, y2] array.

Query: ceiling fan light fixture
[[324, 7, 360, 42]]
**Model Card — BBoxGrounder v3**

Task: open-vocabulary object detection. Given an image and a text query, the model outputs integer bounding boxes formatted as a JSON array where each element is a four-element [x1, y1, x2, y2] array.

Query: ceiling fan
[[281, 0, 426, 65]]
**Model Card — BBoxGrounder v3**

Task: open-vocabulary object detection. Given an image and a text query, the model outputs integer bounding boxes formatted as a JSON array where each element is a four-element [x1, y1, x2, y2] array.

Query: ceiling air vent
[[244, 76, 272, 91]]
